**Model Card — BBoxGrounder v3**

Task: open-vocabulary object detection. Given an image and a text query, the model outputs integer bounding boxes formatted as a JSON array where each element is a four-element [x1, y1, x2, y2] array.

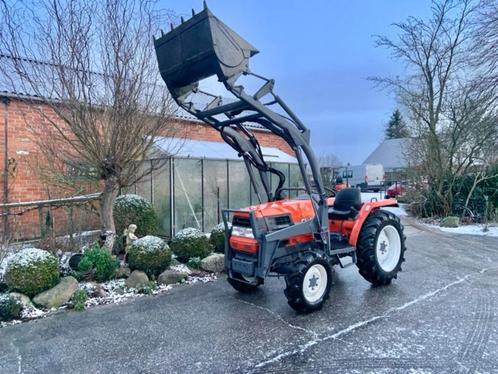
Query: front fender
[[348, 199, 399, 247]]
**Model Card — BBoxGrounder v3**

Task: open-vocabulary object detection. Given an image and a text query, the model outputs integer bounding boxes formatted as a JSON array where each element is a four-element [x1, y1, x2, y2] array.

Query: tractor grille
[[232, 215, 251, 227], [274, 215, 292, 226]]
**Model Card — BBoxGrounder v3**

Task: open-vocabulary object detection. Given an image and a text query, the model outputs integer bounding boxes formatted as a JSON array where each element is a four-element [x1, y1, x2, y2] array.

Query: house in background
[[363, 138, 412, 182]]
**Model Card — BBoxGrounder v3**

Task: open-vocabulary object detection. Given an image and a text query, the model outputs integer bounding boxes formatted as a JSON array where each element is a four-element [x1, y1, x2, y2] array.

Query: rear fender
[[348, 199, 398, 247]]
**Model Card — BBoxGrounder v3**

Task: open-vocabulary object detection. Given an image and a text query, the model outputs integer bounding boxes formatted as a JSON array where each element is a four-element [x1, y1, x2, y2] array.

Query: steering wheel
[[324, 187, 336, 197]]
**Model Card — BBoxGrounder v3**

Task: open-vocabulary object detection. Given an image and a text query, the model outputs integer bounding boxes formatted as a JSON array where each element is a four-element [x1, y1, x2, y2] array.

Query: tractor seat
[[328, 188, 362, 220]]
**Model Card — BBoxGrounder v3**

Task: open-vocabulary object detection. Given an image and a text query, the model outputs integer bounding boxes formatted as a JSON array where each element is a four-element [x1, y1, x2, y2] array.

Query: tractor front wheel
[[284, 255, 332, 313], [356, 209, 406, 286]]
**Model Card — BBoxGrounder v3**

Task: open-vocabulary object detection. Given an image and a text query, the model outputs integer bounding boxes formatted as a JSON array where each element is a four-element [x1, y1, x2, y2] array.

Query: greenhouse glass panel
[[135, 162, 152, 202], [248, 164, 268, 205], [151, 160, 171, 236], [203, 160, 228, 231], [174, 158, 202, 233], [228, 160, 251, 209], [289, 164, 304, 198]]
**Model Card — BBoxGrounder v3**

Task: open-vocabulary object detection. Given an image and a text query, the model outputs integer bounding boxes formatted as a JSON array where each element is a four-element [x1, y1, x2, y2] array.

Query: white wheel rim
[[303, 264, 328, 304], [376, 225, 401, 272]]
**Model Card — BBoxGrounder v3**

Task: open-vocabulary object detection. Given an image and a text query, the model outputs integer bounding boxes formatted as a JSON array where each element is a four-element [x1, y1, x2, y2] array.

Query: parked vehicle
[[347, 164, 385, 192], [386, 182, 405, 198], [154, 5, 406, 313]]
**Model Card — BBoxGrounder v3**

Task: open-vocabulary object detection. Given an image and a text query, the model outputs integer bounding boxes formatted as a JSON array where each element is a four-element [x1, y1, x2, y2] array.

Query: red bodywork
[[230, 197, 399, 254]]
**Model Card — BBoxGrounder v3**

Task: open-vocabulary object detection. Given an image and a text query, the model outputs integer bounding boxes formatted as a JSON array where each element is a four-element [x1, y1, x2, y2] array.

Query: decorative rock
[[9, 292, 33, 308], [83, 282, 107, 298], [115, 267, 131, 279], [440, 216, 459, 228], [125, 270, 149, 289], [157, 269, 188, 285], [170, 258, 181, 267], [200, 253, 225, 273], [33, 276, 78, 309]]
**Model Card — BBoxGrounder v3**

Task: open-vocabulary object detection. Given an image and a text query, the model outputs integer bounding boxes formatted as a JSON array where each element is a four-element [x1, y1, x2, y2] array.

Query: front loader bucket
[[154, 4, 258, 99]]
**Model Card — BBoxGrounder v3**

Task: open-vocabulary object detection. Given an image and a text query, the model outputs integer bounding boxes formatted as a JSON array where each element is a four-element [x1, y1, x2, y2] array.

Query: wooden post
[[38, 205, 46, 238]]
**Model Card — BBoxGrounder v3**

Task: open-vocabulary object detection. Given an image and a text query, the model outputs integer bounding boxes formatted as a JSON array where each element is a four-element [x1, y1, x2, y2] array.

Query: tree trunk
[[101, 176, 119, 251]]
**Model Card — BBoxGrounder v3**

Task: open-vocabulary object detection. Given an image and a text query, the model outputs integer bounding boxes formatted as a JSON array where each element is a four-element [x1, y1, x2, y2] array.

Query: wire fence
[[0, 193, 101, 248]]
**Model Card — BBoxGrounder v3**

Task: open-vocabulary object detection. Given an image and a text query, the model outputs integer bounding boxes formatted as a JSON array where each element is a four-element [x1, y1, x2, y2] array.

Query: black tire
[[284, 254, 332, 313], [356, 209, 406, 286], [227, 273, 260, 293]]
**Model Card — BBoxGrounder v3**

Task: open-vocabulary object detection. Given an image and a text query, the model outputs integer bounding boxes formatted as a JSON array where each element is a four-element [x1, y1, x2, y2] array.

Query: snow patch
[[131, 235, 166, 252], [170, 264, 192, 274], [174, 227, 206, 239], [434, 224, 498, 237], [6, 247, 54, 268], [115, 194, 148, 205], [383, 205, 408, 217]]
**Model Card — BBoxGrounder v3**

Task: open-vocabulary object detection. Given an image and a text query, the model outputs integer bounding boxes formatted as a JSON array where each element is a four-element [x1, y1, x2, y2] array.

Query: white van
[[344, 164, 385, 192]]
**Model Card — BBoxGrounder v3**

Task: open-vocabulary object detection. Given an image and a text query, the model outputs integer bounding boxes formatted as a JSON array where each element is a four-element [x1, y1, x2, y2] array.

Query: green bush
[[187, 256, 201, 269], [138, 281, 157, 295], [113, 194, 158, 238], [71, 289, 88, 311], [5, 248, 59, 298], [209, 223, 230, 254], [78, 244, 119, 283], [127, 236, 172, 277], [170, 228, 212, 263], [0, 294, 22, 321]]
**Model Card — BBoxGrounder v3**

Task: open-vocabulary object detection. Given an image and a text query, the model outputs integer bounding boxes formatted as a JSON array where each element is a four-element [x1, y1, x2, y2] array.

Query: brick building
[[0, 94, 297, 240]]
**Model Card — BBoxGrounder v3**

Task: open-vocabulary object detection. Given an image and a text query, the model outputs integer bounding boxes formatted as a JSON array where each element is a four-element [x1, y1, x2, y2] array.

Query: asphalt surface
[[0, 218, 497, 374]]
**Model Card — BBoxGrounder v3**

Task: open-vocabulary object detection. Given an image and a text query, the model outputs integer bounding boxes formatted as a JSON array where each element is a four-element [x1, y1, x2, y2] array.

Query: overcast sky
[[161, 0, 432, 165]]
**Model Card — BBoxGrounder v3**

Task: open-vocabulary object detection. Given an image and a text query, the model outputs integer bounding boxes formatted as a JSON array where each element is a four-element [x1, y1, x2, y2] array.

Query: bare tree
[[0, 0, 179, 247], [372, 0, 498, 216], [317, 153, 342, 169], [474, 0, 498, 87]]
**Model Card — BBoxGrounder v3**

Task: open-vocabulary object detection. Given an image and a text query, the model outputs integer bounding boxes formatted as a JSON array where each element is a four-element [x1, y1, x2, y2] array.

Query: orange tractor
[[154, 3, 406, 313]]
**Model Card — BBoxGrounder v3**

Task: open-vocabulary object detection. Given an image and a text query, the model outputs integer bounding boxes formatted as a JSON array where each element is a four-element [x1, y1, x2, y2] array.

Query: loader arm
[[154, 3, 330, 251]]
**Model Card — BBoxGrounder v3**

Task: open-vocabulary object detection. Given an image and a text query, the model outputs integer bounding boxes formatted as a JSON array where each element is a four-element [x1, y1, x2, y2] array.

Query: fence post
[[38, 204, 45, 238]]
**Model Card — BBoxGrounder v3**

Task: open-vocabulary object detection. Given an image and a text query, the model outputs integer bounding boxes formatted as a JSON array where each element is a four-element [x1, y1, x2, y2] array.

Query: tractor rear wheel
[[227, 273, 260, 293], [284, 255, 332, 313], [356, 209, 406, 286]]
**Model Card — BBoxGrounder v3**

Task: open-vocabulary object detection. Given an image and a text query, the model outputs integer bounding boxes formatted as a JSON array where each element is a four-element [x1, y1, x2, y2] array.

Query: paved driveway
[[1, 218, 497, 373]]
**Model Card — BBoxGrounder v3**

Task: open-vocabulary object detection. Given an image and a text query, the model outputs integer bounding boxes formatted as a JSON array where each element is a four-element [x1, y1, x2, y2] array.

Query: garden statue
[[123, 224, 138, 262]]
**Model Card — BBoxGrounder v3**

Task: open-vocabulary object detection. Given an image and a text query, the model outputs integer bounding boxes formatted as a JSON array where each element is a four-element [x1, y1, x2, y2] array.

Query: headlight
[[231, 226, 254, 238]]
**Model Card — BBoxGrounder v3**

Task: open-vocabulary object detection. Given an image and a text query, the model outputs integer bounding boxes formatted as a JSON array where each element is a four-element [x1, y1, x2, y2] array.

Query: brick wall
[[0, 97, 294, 239]]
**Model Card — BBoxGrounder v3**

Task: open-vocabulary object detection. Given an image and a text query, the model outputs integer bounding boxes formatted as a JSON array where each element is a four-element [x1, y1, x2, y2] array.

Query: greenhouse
[[125, 137, 302, 238]]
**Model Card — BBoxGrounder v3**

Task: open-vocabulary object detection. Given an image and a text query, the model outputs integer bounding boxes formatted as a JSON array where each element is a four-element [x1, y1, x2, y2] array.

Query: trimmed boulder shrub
[[78, 244, 119, 283], [5, 248, 59, 298], [170, 228, 212, 263], [0, 293, 22, 321], [127, 236, 172, 277], [440, 216, 459, 228], [113, 194, 158, 237], [209, 223, 230, 254]]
